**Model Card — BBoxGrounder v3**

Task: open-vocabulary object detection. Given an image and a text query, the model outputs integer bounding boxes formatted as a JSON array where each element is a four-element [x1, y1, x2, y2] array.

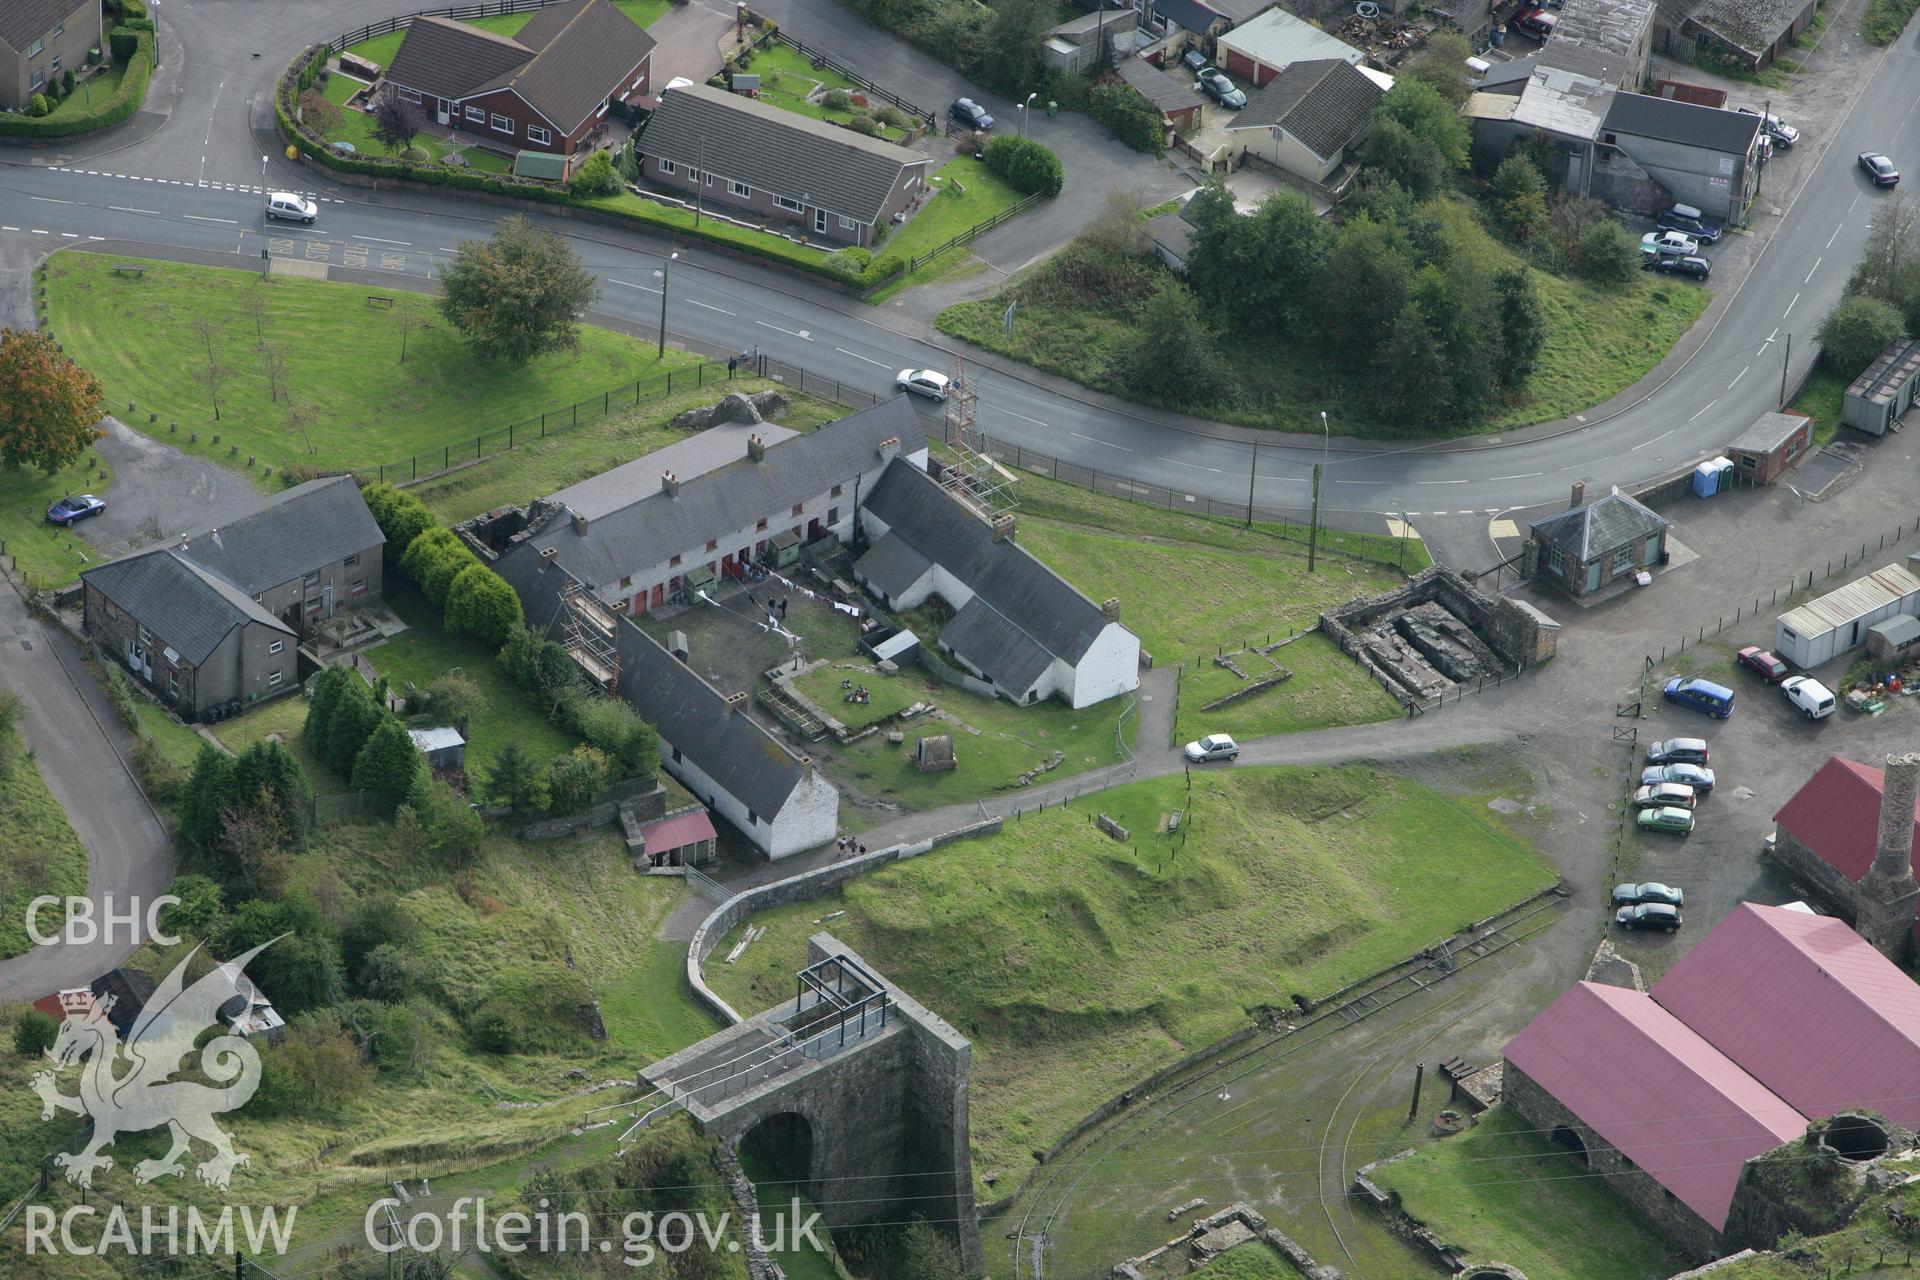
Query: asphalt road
[[0, 0, 1913, 566]]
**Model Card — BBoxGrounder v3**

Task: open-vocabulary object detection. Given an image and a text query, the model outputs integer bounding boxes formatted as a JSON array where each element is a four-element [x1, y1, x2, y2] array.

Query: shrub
[[983, 134, 1064, 198], [400, 526, 478, 606], [1863, 0, 1918, 42], [159, 874, 223, 940], [1574, 221, 1642, 284], [62, 70, 74, 95], [1817, 294, 1906, 379], [544, 745, 610, 814], [109, 30, 138, 61], [1088, 81, 1162, 154], [821, 88, 853, 111], [26, 95, 49, 118], [351, 718, 425, 814], [14, 1010, 57, 1057], [444, 564, 524, 648], [469, 965, 596, 1053], [848, 114, 881, 136], [568, 694, 660, 778], [568, 149, 617, 197], [359, 483, 435, 558]]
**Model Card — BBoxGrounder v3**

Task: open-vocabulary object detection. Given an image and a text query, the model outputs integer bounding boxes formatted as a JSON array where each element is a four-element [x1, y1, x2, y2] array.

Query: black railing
[[330, 0, 562, 54], [743, 27, 938, 133], [908, 192, 1045, 271]]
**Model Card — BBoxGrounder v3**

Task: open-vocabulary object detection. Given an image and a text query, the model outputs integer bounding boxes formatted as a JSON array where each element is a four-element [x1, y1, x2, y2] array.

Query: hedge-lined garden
[[0, 27, 152, 140]]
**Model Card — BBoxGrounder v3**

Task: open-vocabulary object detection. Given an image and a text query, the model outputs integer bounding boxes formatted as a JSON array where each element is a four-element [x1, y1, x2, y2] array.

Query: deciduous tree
[[189, 313, 229, 421], [438, 215, 598, 364], [1361, 116, 1447, 202], [1817, 294, 1905, 380], [371, 88, 425, 155], [0, 328, 103, 474], [1377, 79, 1469, 171], [1402, 29, 1471, 106], [1488, 155, 1548, 242]]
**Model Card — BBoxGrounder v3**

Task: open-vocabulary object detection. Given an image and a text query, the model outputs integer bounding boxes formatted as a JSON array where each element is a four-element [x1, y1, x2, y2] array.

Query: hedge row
[[274, 45, 905, 293], [1863, 0, 1919, 43], [0, 31, 152, 139]]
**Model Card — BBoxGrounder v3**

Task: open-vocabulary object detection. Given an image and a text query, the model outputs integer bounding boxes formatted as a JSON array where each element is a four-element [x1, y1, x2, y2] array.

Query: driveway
[[74, 418, 269, 564], [0, 579, 171, 1004]]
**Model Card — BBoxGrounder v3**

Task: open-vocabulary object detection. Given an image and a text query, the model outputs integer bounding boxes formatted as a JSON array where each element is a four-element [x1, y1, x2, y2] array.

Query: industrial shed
[[1724, 411, 1812, 484], [1868, 614, 1920, 662], [1842, 337, 1920, 437], [1774, 563, 1920, 669]]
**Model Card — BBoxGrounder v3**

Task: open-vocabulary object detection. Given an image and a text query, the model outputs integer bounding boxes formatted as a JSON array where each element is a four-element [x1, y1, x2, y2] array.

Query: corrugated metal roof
[[1777, 563, 1920, 636], [1652, 903, 1920, 1129], [1215, 8, 1363, 69], [1504, 981, 1805, 1230], [1773, 755, 1920, 890], [642, 808, 717, 853], [1870, 613, 1920, 646], [408, 727, 466, 753]]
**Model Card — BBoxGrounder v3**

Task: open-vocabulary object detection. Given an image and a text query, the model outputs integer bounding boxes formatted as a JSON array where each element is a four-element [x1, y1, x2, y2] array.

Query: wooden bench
[[111, 264, 147, 278], [365, 296, 394, 308]]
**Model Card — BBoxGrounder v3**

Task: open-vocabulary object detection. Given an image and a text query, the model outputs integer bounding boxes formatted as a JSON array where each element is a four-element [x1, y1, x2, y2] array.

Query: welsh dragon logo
[[31, 940, 276, 1191]]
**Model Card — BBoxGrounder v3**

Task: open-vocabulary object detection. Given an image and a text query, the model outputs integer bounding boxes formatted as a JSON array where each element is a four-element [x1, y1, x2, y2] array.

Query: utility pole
[[1244, 437, 1258, 528], [1408, 1060, 1425, 1121], [1779, 332, 1792, 408], [1307, 463, 1322, 573], [656, 249, 678, 358], [695, 139, 705, 227]]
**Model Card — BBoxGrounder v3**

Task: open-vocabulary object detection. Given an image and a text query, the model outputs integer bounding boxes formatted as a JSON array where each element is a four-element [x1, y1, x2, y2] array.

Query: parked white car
[[1641, 230, 1700, 258], [265, 191, 318, 224], [1184, 733, 1239, 763], [895, 368, 951, 402], [1782, 675, 1836, 719]]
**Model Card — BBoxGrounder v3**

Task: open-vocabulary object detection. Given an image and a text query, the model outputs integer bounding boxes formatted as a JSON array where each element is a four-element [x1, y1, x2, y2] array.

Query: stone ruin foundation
[[1320, 567, 1558, 708]]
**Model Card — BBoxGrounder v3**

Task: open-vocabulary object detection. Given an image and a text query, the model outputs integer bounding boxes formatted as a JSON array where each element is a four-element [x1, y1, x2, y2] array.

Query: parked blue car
[[46, 494, 105, 526], [1663, 676, 1735, 719]]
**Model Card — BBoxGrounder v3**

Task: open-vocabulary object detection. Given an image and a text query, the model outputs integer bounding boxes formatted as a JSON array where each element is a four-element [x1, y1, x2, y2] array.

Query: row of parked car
[[1621, 736, 1706, 934], [1638, 110, 1802, 281]]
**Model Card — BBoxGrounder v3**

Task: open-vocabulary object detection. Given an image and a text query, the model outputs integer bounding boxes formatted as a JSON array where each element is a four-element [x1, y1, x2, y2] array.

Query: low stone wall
[[519, 777, 665, 842], [684, 818, 1005, 1025], [1766, 830, 1869, 924], [1320, 566, 1550, 708]]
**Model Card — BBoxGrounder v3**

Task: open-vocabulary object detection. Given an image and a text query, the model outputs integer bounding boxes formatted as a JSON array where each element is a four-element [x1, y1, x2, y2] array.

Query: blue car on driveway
[[1663, 676, 1734, 718], [46, 494, 105, 526]]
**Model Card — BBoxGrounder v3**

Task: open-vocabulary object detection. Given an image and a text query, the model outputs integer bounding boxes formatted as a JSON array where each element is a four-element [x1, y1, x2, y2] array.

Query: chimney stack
[[662, 470, 681, 498], [991, 514, 1016, 542], [1101, 597, 1122, 624], [1569, 481, 1586, 510], [571, 511, 589, 536], [878, 435, 901, 463], [748, 434, 767, 463], [1857, 752, 1920, 964], [724, 690, 748, 713]]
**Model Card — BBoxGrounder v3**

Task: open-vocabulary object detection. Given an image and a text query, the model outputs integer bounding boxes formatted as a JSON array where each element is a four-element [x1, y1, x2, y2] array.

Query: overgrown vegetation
[[0, 705, 89, 959], [1816, 191, 1918, 380], [1863, 0, 1918, 43]]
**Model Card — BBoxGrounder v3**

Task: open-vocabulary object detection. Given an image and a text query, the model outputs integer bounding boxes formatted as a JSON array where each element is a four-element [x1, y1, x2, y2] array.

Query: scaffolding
[[561, 579, 620, 692], [942, 354, 1016, 521]]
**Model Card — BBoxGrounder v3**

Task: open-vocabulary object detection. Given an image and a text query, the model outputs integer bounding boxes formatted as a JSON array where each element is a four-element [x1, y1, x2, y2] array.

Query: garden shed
[[1867, 614, 1920, 662], [407, 726, 467, 771], [1774, 563, 1920, 669]]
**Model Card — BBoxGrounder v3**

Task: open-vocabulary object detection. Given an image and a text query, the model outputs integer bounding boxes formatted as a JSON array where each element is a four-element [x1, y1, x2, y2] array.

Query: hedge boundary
[[0, 31, 153, 141], [274, 44, 906, 293]]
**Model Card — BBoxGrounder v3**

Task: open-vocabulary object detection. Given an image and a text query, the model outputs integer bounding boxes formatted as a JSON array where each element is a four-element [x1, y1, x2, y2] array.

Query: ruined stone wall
[[1319, 567, 1551, 707], [1767, 831, 1867, 923]]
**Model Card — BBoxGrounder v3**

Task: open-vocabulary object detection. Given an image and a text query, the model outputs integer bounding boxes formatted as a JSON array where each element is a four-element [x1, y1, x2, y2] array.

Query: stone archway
[[739, 1110, 817, 1205], [1551, 1126, 1589, 1166]]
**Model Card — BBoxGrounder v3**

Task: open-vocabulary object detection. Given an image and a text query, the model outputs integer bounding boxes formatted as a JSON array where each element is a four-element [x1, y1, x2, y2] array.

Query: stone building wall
[[1766, 831, 1868, 923], [1320, 566, 1554, 707]]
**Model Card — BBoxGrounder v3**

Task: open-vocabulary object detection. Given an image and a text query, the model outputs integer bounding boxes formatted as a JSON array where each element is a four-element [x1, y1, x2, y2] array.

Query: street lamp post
[[1020, 92, 1038, 138], [1308, 410, 1329, 573], [655, 251, 678, 358]]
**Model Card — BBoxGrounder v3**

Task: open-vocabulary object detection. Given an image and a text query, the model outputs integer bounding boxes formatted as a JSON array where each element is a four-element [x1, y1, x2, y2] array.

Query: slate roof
[[1651, 903, 1920, 1129], [550, 422, 798, 522], [90, 968, 156, 1037], [84, 552, 294, 667], [1529, 489, 1668, 561], [853, 530, 933, 601], [1146, 208, 1195, 264], [1504, 980, 1806, 1231], [509, 397, 925, 593], [1116, 57, 1209, 115], [165, 474, 385, 597], [1476, 54, 1539, 91], [1685, 0, 1810, 55], [1727, 410, 1811, 454], [1148, 0, 1225, 34], [1226, 59, 1382, 159], [862, 459, 1118, 688], [0, 0, 89, 54], [639, 83, 928, 225], [1603, 91, 1761, 155], [385, 1, 655, 134], [1773, 756, 1920, 889]]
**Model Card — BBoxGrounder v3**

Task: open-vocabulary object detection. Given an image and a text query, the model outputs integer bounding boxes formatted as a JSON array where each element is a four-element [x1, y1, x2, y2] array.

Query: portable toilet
[[1691, 461, 1718, 497]]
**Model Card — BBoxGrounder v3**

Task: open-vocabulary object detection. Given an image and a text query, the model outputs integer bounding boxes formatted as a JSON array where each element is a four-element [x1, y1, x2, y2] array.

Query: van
[[1663, 676, 1735, 719], [265, 192, 318, 224], [1782, 676, 1836, 720]]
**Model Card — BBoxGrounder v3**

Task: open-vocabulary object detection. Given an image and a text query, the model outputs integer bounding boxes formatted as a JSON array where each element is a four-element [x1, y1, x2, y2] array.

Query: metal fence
[[742, 26, 939, 133], [329, 0, 561, 53], [908, 192, 1044, 271]]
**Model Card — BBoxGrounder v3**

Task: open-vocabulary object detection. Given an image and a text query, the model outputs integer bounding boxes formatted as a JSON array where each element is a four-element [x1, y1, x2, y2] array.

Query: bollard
[[148, 412, 156, 423]]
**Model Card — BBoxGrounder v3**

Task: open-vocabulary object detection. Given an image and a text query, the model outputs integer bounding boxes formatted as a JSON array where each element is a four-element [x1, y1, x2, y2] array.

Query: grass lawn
[[317, 74, 512, 173], [705, 764, 1557, 1193], [870, 155, 1029, 301], [132, 699, 210, 770], [366, 583, 580, 780], [407, 380, 845, 524], [1371, 1107, 1690, 1280], [43, 253, 699, 475], [42, 59, 128, 121], [746, 42, 913, 143], [1790, 362, 1849, 445], [936, 215, 1710, 440], [0, 734, 89, 960], [343, 12, 532, 69], [212, 692, 345, 796], [0, 448, 118, 590]]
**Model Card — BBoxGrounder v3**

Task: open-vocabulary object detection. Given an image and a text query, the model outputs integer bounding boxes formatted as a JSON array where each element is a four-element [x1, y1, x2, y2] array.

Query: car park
[[1641, 230, 1700, 259], [1612, 882, 1686, 908], [1737, 646, 1789, 682], [265, 192, 318, 224], [1510, 6, 1556, 36], [1738, 108, 1799, 147], [1636, 806, 1695, 835], [1184, 733, 1239, 762], [1657, 204, 1722, 242], [1663, 676, 1734, 718], [949, 98, 994, 131], [1632, 782, 1697, 810], [1860, 152, 1900, 185], [1646, 737, 1709, 765], [1196, 70, 1246, 110], [1649, 255, 1711, 280], [1643, 763, 1715, 793], [895, 368, 952, 401], [1616, 902, 1683, 932], [1180, 46, 1209, 73], [1782, 675, 1836, 719], [46, 494, 104, 526]]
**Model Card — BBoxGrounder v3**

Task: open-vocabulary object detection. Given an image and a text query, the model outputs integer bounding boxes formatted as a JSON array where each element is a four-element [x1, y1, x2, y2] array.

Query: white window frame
[[268, 671, 284, 688], [29, 69, 44, 89], [491, 113, 514, 134], [773, 194, 804, 213], [52, 21, 64, 36], [659, 158, 677, 175], [398, 86, 421, 103], [351, 579, 367, 597], [466, 105, 487, 123], [905, 175, 919, 190], [27, 38, 43, 57], [268, 640, 283, 655], [839, 215, 858, 231], [526, 124, 550, 145], [729, 179, 752, 198], [814, 207, 827, 233], [705, 171, 715, 187]]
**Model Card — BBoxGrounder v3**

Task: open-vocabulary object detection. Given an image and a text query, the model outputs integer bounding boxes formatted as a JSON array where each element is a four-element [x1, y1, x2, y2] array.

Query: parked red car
[[1737, 645, 1790, 683], [1510, 6, 1557, 37]]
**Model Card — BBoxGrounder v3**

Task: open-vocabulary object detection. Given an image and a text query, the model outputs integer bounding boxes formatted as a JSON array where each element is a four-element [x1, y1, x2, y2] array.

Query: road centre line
[[1070, 431, 1130, 451], [1783, 292, 1800, 319], [607, 279, 659, 294], [1489, 472, 1542, 480], [834, 347, 890, 368], [30, 196, 73, 205], [995, 406, 1049, 427], [1686, 399, 1718, 422], [1805, 258, 1821, 283], [184, 214, 236, 224], [1728, 366, 1749, 389], [1631, 430, 1673, 451], [353, 234, 410, 245], [1163, 458, 1223, 472], [1416, 478, 1466, 484], [1827, 222, 1844, 248], [756, 320, 811, 339], [110, 207, 160, 215], [687, 299, 734, 315]]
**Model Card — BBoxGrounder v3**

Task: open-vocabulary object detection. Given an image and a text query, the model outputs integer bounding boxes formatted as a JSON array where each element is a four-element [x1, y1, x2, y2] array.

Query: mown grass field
[[704, 764, 1557, 1193], [0, 732, 89, 960], [0, 448, 120, 590], [1371, 1107, 1690, 1280], [43, 254, 697, 474]]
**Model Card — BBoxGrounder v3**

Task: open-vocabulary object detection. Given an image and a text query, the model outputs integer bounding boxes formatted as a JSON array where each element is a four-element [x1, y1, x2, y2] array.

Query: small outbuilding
[[913, 734, 956, 772], [639, 807, 719, 867], [1774, 563, 1920, 669], [1867, 614, 1920, 663], [407, 726, 467, 771], [1526, 486, 1671, 600], [1842, 337, 1920, 437], [1724, 411, 1813, 484]]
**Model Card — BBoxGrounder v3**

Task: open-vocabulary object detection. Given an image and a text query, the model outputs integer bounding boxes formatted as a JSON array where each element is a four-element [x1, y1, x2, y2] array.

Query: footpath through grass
[[43, 253, 697, 475], [1371, 1107, 1690, 1280], [704, 764, 1557, 1194], [0, 734, 89, 960]]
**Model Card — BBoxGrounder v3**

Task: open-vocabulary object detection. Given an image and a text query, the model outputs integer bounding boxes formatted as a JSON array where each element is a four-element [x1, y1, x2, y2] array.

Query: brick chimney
[[748, 434, 767, 463], [1857, 751, 1920, 964], [991, 514, 1016, 542], [724, 690, 748, 712], [877, 435, 900, 463], [662, 470, 681, 497], [1101, 597, 1121, 623], [1569, 481, 1586, 510], [571, 511, 589, 536]]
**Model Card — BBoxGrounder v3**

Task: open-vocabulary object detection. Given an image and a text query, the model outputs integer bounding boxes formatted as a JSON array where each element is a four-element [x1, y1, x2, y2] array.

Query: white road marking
[[29, 230, 47, 235], [991, 406, 1049, 427], [1455, 510, 1475, 516], [1333, 478, 1373, 484], [1686, 399, 1718, 422], [1070, 430, 1129, 450], [1164, 458, 1223, 472], [1489, 472, 1542, 480], [59, 233, 78, 239], [184, 214, 237, 224], [110, 207, 160, 215], [687, 299, 733, 315], [87, 236, 103, 241], [354, 234, 410, 245], [1728, 365, 1749, 389], [30, 196, 73, 205], [1632, 430, 1673, 451], [607, 278, 659, 294], [1805, 257, 1821, 283], [834, 347, 890, 368], [0, 227, 17, 232], [436, 247, 457, 253], [756, 320, 811, 339], [1783, 292, 1800, 319], [1416, 478, 1466, 485], [1827, 221, 1844, 248]]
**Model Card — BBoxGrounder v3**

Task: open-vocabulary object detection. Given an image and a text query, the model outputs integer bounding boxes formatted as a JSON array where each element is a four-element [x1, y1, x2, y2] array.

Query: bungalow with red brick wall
[[379, 0, 654, 158], [636, 83, 931, 248]]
